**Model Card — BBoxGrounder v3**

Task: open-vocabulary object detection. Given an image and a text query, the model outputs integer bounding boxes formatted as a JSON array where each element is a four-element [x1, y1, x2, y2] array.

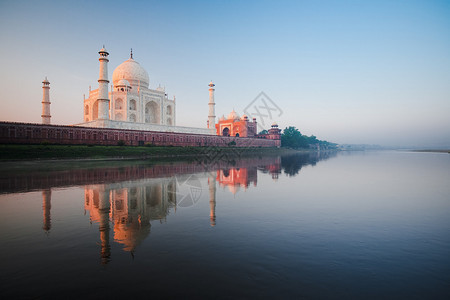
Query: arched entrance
[[222, 127, 230, 136], [145, 101, 160, 124]]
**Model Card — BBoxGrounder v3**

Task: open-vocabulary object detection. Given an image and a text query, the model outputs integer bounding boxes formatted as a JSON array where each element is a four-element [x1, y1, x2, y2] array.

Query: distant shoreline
[[410, 149, 450, 153]]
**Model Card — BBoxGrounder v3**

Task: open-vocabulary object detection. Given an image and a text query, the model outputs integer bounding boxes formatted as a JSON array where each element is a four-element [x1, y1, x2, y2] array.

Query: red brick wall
[[0, 122, 280, 148]]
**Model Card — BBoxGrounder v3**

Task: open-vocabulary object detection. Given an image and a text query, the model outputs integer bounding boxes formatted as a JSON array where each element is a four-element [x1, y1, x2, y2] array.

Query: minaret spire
[[97, 46, 110, 120], [208, 80, 216, 134], [130, 48, 133, 59], [41, 77, 51, 124]]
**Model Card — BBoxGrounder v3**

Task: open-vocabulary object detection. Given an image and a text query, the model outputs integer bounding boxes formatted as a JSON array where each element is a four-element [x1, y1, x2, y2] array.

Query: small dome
[[113, 58, 149, 88], [227, 109, 239, 120], [241, 114, 248, 121], [219, 115, 225, 121], [271, 122, 278, 127], [117, 79, 130, 87]]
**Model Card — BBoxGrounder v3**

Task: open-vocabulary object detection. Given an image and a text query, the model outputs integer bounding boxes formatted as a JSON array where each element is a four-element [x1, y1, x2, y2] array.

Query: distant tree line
[[280, 126, 337, 149]]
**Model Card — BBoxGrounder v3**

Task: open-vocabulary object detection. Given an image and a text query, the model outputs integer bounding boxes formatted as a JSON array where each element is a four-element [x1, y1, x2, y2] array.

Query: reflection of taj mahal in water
[[37, 156, 293, 264], [33, 152, 338, 264], [40, 163, 281, 264], [84, 178, 177, 261]]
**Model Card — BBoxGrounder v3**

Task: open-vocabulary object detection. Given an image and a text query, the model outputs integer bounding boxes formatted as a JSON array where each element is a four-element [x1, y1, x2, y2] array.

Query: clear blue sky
[[0, 0, 449, 147]]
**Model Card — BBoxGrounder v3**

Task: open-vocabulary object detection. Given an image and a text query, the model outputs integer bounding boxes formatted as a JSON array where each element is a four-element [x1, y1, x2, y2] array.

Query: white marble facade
[[82, 51, 176, 127]]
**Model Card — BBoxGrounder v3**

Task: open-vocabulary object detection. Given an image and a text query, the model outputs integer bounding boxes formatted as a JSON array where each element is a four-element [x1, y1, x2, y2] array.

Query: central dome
[[112, 58, 149, 89]]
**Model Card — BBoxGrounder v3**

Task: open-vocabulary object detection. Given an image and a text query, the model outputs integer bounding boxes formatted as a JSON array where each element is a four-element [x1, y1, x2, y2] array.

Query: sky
[[0, 0, 449, 148]]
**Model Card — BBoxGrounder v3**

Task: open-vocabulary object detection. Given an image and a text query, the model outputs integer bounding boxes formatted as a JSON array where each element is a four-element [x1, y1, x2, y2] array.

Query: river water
[[0, 151, 449, 299]]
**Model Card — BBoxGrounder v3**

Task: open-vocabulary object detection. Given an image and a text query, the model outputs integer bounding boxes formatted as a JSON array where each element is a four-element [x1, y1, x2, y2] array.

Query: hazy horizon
[[0, 0, 449, 148]]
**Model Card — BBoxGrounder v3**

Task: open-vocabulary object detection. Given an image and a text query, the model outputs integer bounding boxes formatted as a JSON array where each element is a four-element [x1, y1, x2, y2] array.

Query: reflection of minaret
[[42, 189, 51, 232], [208, 172, 216, 226], [98, 189, 111, 265]]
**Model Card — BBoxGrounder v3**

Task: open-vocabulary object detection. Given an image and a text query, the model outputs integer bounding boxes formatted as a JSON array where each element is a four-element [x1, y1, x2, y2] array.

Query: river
[[0, 150, 449, 299]]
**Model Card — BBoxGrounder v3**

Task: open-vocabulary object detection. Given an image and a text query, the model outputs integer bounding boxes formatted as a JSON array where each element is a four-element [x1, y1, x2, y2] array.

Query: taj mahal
[[84, 49, 175, 126], [76, 47, 212, 135]]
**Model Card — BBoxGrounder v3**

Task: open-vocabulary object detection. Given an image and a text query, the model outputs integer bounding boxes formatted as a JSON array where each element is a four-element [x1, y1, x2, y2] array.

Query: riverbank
[[0, 144, 302, 161]]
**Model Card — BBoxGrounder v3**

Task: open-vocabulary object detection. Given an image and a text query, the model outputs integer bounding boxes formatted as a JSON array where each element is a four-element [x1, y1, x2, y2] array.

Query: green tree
[[305, 135, 319, 145], [281, 126, 308, 148], [258, 129, 268, 135]]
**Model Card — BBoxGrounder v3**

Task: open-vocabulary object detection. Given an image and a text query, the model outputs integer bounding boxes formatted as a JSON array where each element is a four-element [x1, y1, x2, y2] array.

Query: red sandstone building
[[215, 109, 281, 142], [215, 110, 257, 137]]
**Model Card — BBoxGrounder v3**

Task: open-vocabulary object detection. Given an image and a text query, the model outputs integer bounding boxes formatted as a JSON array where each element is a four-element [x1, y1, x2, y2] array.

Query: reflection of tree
[[281, 151, 338, 176]]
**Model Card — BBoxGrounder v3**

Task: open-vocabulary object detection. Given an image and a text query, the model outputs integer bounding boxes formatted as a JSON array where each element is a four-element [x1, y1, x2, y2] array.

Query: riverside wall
[[0, 122, 280, 148]]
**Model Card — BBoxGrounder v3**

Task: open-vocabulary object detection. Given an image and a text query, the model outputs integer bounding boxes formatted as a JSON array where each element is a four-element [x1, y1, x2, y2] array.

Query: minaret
[[208, 81, 216, 134], [41, 77, 51, 124], [97, 46, 110, 120]]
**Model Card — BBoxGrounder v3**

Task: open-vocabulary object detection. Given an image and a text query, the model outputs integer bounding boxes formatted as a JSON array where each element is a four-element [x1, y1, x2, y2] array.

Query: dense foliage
[[281, 126, 337, 149]]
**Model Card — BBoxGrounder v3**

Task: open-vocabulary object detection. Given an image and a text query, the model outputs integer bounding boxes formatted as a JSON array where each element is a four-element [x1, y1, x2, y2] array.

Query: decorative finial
[[103, 44, 105, 48], [130, 48, 133, 59]]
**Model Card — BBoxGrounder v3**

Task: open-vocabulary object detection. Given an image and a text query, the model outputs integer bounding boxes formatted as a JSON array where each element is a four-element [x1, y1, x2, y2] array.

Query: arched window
[[166, 105, 172, 115], [115, 113, 123, 120], [115, 98, 123, 110], [129, 99, 136, 110], [222, 127, 230, 136], [235, 133, 239, 137], [130, 114, 136, 122], [167, 118, 172, 126], [84, 105, 89, 115]]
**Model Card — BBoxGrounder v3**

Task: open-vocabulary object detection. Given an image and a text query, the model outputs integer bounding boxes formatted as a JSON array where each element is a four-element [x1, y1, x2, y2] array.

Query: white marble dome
[[112, 58, 149, 88]]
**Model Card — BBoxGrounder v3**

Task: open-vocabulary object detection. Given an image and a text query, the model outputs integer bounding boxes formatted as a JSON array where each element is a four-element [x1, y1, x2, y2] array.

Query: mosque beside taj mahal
[[0, 46, 281, 147]]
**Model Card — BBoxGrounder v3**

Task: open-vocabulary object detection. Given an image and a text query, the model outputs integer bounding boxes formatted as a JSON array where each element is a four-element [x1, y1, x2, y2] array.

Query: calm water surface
[[0, 151, 449, 299]]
